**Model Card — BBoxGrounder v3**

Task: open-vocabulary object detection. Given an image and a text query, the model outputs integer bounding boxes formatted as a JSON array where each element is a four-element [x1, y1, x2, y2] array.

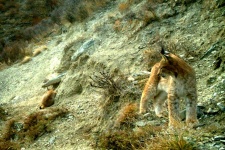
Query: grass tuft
[[146, 133, 196, 150], [0, 106, 7, 120], [114, 103, 138, 128], [118, 2, 130, 13], [0, 107, 69, 148], [95, 125, 162, 150]]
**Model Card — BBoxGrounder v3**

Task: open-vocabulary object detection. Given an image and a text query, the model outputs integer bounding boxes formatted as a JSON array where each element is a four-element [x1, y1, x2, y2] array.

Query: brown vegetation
[[114, 103, 138, 128], [0, 0, 110, 64], [118, 2, 130, 13], [146, 133, 196, 150], [95, 124, 163, 150], [0, 107, 68, 149]]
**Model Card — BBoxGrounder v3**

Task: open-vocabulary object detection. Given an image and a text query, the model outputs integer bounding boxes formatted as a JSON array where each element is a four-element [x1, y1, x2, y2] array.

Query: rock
[[48, 136, 56, 145], [155, 3, 175, 19], [147, 120, 161, 126], [207, 76, 217, 85], [180, 106, 204, 120], [180, 109, 186, 121], [214, 135, 225, 141], [42, 73, 66, 88], [66, 113, 74, 120], [71, 39, 95, 61], [197, 103, 205, 108], [138, 45, 146, 49], [207, 108, 219, 114], [197, 105, 205, 118], [220, 140, 225, 144], [217, 102, 225, 112], [200, 42, 219, 59], [135, 121, 146, 127]]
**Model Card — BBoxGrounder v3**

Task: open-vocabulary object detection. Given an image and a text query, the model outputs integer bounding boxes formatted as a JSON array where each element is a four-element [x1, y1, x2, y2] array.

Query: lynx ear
[[160, 47, 170, 58], [160, 46, 170, 63]]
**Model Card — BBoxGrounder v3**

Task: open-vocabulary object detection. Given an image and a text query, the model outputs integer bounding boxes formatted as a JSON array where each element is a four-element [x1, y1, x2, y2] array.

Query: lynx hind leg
[[153, 91, 167, 117], [186, 93, 198, 126], [167, 94, 181, 127], [166, 77, 181, 127]]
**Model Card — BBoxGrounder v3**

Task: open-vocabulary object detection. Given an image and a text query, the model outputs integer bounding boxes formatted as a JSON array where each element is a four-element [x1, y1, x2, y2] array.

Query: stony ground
[[0, 0, 225, 149]]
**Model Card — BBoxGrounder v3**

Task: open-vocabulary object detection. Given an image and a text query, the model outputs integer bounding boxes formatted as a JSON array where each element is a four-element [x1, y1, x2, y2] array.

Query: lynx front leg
[[139, 66, 160, 114], [167, 78, 181, 127], [153, 91, 167, 117], [186, 93, 198, 126], [139, 86, 155, 114]]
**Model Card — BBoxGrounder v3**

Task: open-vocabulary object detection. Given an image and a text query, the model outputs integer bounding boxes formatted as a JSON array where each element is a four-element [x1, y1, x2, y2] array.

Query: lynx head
[[158, 47, 179, 78]]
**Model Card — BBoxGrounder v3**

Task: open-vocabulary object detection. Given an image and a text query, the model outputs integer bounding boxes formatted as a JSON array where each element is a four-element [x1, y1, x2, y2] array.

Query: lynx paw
[[186, 119, 199, 128]]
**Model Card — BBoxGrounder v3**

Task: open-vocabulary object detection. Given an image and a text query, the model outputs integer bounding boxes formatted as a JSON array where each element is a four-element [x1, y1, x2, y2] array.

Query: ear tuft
[[160, 47, 170, 57]]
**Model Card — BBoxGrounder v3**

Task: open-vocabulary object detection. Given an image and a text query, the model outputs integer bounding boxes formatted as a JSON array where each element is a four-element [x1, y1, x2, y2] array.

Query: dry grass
[[96, 129, 142, 150], [63, 0, 109, 23], [95, 124, 162, 150], [101, 125, 198, 150], [113, 20, 122, 32], [90, 67, 141, 124], [0, 62, 8, 71], [0, 107, 69, 149], [0, 139, 20, 150], [90, 69, 123, 103], [146, 133, 196, 150], [114, 103, 138, 128], [0, 106, 7, 121], [118, 2, 130, 13], [3, 41, 27, 64]]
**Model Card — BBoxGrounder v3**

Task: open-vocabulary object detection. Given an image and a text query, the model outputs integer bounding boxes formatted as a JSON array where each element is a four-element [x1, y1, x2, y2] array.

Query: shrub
[[0, 139, 20, 150], [113, 20, 122, 32], [62, 0, 109, 23], [3, 41, 27, 63], [114, 103, 138, 128], [118, 2, 130, 13], [95, 125, 162, 150], [22, 107, 68, 142], [146, 133, 196, 150], [0, 107, 69, 147], [90, 69, 123, 103], [90, 67, 141, 123], [0, 106, 7, 121]]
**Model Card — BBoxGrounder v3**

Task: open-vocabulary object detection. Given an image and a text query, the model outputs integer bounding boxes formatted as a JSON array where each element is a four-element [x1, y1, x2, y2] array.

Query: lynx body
[[140, 48, 198, 127]]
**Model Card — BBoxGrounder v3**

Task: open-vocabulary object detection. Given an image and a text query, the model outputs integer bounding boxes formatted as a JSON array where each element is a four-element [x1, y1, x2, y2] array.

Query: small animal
[[40, 89, 56, 109], [139, 47, 198, 127]]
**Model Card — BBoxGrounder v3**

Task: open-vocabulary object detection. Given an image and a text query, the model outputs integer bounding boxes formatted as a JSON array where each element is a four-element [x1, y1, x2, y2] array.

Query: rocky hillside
[[0, 0, 225, 149]]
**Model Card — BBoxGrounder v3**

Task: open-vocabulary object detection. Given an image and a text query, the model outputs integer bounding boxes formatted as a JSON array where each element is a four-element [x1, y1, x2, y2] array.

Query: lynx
[[40, 89, 56, 109], [139, 48, 198, 127]]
